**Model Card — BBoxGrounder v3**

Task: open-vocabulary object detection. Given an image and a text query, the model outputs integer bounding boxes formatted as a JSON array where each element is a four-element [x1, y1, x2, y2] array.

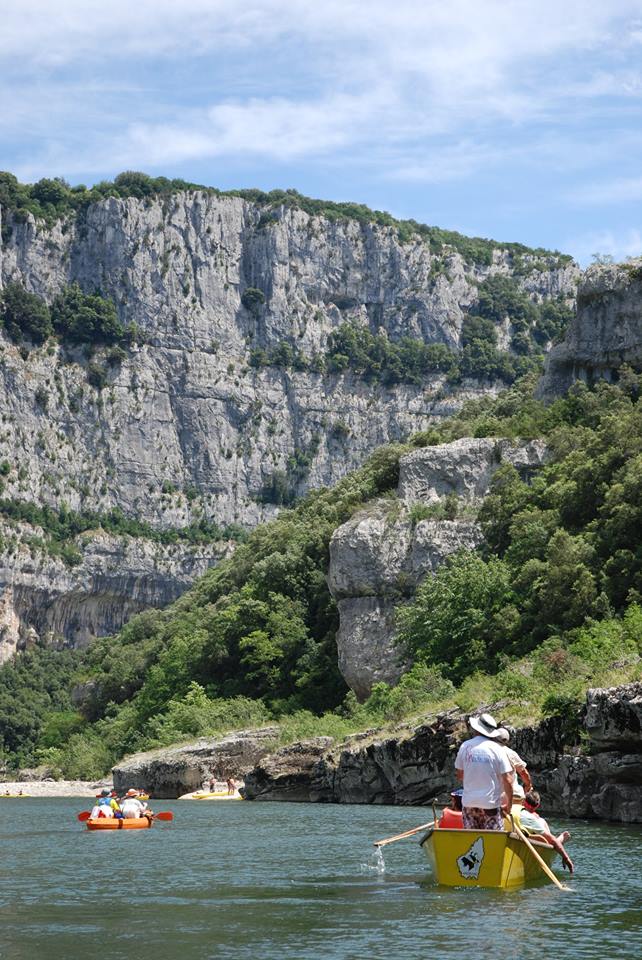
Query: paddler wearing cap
[[454, 712, 513, 831]]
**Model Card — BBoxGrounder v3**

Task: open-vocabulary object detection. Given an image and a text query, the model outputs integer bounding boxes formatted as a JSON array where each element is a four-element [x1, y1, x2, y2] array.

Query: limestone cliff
[[0, 191, 577, 648], [0, 517, 230, 662], [538, 258, 642, 398]]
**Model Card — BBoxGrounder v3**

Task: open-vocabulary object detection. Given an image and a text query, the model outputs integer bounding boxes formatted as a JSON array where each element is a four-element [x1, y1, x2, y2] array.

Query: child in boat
[[439, 789, 463, 828], [513, 789, 574, 873], [94, 789, 115, 817]]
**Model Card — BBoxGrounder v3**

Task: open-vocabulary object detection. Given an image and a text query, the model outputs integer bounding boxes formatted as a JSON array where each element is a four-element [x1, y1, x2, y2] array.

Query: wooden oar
[[511, 818, 570, 891], [374, 821, 434, 847]]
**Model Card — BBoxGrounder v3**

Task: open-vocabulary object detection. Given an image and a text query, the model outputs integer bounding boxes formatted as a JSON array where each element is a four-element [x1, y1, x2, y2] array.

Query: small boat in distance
[[420, 826, 558, 889], [178, 789, 243, 801]]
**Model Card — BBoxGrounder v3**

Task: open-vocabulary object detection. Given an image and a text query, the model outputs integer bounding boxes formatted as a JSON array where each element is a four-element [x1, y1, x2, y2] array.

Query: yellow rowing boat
[[420, 826, 558, 889]]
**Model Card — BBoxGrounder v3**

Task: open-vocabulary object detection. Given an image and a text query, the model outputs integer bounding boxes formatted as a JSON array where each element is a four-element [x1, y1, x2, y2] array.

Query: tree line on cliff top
[[1, 170, 573, 268], [1, 371, 641, 778]]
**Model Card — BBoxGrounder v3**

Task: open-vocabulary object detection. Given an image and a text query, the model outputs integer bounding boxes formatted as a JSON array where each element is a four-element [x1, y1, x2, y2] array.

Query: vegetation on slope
[[1, 372, 642, 777], [0, 170, 572, 267]]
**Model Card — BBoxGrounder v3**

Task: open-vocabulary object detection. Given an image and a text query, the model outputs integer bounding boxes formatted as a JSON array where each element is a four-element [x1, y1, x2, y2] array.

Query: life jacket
[[439, 808, 463, 829]]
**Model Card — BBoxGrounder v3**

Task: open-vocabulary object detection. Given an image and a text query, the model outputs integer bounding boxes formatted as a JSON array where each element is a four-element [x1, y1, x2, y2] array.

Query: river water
[[0, 798, 640, 960]]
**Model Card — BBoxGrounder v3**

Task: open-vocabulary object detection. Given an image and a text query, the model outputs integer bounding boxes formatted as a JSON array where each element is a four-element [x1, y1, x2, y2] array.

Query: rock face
[[542, 682, 642, 822], [538, 259, 642, 398], [0, 193, 576, 648], [0, 520, 229, 661], [0, 194, 576, 531], [243, 683, 642, 823], [327, 438, 548, 697], [398, 437, 548, 504], [112, 726, 279, 798]]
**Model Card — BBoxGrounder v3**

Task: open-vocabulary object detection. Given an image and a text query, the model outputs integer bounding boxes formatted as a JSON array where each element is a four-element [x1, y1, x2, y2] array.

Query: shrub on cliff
[[51, 283, 124, 345], [0, 283, 53, 344]]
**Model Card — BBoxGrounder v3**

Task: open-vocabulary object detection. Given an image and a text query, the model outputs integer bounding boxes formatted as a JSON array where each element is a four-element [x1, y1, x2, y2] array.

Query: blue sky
[[3, 0, 642, 263]]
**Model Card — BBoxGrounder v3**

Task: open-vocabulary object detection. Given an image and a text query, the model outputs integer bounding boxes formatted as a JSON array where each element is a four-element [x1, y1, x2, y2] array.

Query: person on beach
[[226, 777, 236, 796], [455, 712, 513, 831]]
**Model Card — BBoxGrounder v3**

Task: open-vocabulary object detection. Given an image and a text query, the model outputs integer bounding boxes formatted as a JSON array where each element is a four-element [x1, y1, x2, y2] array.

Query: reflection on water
[[0, 798, 640, 960]]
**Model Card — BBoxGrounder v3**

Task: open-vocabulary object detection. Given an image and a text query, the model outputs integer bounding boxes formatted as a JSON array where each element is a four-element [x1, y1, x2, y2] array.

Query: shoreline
[[0, 780, 111, 797]]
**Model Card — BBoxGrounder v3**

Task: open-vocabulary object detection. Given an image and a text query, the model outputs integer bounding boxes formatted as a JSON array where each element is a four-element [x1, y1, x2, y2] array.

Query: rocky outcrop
[[542, 682, 642, 822], [398, 437, 548, 504], [112, 727, 279, 798], [327, 438, 549, 698], [0, 520, 230, 659], [243, 683, 642, 823], [538, 259, 642, 398]]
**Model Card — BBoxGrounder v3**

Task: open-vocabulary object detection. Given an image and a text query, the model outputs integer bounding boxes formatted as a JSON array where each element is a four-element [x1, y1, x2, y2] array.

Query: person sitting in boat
[[455, 712, 513, 831], [439, 788, 463, 828], [495, 728, 532, 792], [95, 789, 115, 817], [120, 789, 147, 819], [513, 789, 574, 873]]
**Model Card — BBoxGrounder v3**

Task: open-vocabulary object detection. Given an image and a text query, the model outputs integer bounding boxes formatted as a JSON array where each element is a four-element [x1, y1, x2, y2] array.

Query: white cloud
[[568, 227, 642, 265], [5, 0, 642, 188]]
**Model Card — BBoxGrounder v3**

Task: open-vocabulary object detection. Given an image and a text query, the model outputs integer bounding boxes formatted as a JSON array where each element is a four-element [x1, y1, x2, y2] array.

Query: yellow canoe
[[420, 826, 558, 889], [178, 790, 243, 801]]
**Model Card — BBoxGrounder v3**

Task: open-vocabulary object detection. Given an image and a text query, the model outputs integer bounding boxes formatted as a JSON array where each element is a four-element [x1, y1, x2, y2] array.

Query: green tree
[[397, 551, 517, 681], [50, 283, 123, 344], [0, 282, 53, 343]]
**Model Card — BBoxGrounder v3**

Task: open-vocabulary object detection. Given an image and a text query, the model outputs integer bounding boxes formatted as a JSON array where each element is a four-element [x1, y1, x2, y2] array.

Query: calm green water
[[0, 798, 640, 960]]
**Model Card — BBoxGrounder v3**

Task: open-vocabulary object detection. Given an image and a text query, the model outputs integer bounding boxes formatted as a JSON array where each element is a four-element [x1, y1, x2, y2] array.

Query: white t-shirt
[[519, 809, 546, 834], [121, 798, 144, 819], [505, 746, 527, 782], [455, 735, 512, 808]]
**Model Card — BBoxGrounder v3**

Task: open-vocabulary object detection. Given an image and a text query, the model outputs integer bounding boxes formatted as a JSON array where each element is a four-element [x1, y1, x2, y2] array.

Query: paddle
[[77, 811, 91, 821], [511, 817, 570, 892], [373, 821, 434, 847]]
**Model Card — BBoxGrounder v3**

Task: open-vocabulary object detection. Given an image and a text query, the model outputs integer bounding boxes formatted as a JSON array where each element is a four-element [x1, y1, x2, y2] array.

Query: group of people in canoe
[[89, 788, 151, 820], [438, 712, 574, 873]]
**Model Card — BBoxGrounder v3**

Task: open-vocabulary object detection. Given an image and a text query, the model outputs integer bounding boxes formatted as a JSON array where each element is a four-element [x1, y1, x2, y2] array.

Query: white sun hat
[[468, 712, 504, 738]]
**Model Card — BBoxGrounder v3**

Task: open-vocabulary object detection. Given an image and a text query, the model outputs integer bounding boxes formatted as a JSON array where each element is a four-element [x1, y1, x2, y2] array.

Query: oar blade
[[153, 811, 173, 821], [77, 811, 91, 821]]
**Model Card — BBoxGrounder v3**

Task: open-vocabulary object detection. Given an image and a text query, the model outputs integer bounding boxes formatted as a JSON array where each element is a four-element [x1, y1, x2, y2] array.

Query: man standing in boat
[[455, 713, 513, 831]]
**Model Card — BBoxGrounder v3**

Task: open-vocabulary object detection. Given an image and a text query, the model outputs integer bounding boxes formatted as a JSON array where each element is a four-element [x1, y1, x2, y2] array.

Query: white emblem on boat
[[457, 837, 484, 879]]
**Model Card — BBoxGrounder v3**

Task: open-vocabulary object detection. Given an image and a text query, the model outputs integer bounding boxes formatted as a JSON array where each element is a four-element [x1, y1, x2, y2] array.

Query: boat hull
[[86, 817, 152, 831], [420, 827, 558, 889]]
